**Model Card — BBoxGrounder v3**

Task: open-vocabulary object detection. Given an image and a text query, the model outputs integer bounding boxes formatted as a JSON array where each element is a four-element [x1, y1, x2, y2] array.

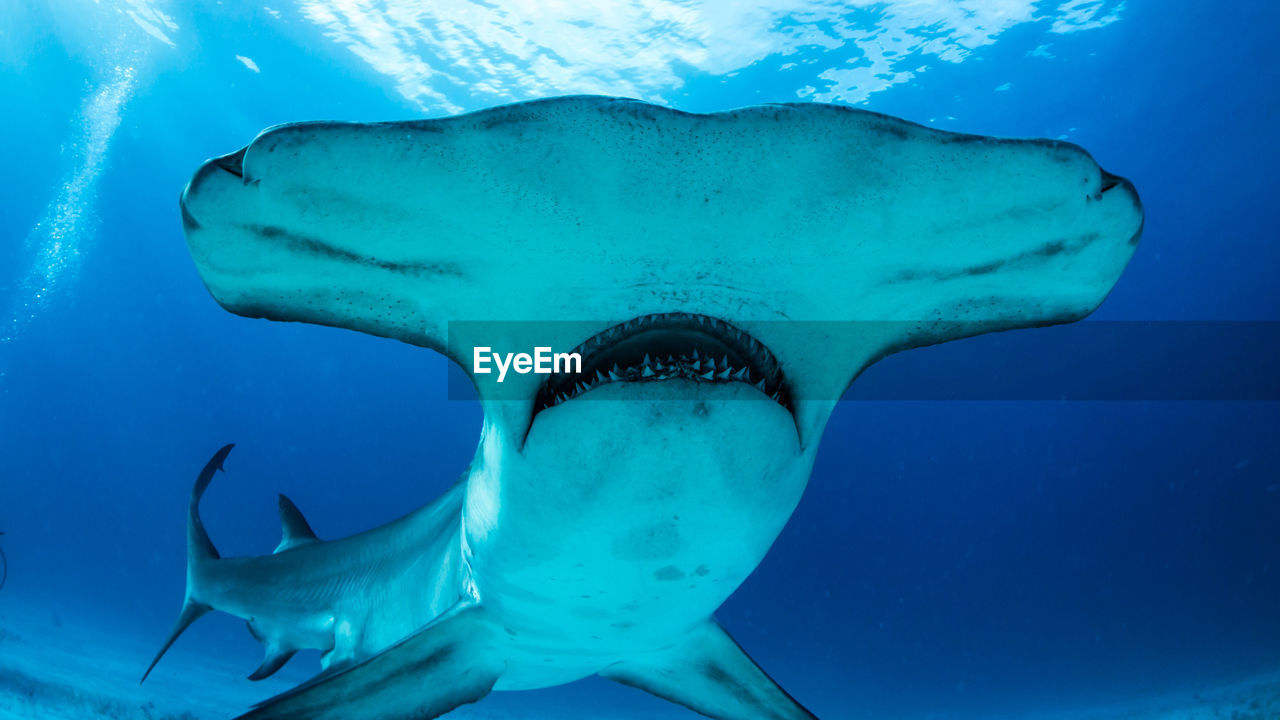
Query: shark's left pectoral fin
[[236, 602, 503, 720], [601, 620, 817, 720]]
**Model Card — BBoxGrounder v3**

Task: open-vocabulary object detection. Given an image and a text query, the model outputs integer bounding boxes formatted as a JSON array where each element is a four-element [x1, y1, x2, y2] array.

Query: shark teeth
[[533, 312, 792, 414], [540, 349, 765, 409]]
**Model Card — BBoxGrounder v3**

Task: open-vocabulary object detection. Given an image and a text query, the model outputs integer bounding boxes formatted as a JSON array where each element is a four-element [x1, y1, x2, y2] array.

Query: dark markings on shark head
[[244, 224, 464, 279]]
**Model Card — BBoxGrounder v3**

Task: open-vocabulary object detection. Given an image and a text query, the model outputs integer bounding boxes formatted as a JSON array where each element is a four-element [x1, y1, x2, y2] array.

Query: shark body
[[146, 97, 1144, 719]]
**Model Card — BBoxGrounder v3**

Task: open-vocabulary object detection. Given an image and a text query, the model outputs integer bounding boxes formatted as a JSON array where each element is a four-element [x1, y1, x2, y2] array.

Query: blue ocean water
[[1, 1, 1277, 719]]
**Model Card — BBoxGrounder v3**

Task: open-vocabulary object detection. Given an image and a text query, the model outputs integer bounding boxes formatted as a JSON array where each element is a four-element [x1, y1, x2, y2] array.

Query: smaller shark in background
[[145, 96, 1143, 719]]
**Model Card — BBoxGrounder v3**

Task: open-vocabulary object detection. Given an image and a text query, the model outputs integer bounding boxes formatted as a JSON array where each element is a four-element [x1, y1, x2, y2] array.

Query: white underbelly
[[463, 381, 815, 689]]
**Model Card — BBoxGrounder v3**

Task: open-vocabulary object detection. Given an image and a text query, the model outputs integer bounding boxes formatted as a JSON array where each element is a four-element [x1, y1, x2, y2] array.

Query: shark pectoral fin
[[236, 602, 503, 720], [273, 493, 319, 553], [601, 620, 817, 720]]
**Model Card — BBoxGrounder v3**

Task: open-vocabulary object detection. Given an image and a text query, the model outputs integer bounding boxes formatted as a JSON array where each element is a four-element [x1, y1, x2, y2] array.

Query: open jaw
[[532, 312, 792, 418]]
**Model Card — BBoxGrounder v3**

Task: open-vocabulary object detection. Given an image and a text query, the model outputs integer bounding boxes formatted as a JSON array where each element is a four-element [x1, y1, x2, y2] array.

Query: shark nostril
[[1099, 169, 1122, 193], [180, 202, 201, 231], [212, 147, 247, 179]]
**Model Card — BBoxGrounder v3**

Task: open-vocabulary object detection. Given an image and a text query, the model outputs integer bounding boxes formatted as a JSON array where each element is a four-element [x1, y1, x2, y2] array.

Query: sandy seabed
[[2, 602, 1277, 720]]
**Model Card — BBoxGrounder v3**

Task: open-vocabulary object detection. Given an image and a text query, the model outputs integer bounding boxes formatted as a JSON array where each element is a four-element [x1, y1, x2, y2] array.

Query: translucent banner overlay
[[444, 321, 1280, 402]]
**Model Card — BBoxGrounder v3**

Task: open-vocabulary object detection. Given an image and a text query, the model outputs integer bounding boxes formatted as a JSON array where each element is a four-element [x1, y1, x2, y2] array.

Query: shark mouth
[[533, 313, 792, 416]]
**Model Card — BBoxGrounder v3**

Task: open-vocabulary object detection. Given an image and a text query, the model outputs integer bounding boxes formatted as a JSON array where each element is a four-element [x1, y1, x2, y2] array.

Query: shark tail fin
[[140, 599, 210, 685], [601, 618, 818, 720], [140, 443, 235, 684]]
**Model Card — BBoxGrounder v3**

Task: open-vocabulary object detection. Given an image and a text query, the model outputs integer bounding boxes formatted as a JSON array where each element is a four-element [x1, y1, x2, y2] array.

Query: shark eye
[[532, 313, 790, 415]]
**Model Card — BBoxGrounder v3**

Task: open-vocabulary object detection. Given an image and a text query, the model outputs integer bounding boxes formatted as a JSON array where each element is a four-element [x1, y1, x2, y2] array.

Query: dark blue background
[[1, 2, 1276, 717]]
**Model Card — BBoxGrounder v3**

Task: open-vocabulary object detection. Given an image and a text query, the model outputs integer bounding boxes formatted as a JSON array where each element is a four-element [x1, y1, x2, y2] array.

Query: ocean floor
[[0, 601, 295, 720], [1, 601, 1277, 720], [0, 600, 682, 720], [1019, 676, 1280, 720]]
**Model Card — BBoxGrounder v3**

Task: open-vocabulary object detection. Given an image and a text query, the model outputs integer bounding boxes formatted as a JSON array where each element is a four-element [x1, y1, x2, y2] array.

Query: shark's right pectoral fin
[[236, 601, 503, 720], [601, 620, 818, 720]]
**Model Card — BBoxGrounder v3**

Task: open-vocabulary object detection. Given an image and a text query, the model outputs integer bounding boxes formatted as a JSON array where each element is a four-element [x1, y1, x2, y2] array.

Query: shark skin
[[151, 96, 1145, 720]]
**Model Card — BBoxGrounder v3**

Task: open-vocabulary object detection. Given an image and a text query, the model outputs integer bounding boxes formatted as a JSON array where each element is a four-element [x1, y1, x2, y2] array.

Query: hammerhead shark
[[144, 96, 1143, 719]]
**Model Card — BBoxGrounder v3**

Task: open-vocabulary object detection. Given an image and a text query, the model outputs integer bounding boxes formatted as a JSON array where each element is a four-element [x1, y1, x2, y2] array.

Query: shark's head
[[180, 96, 1140, 449], [180, 98, 1141, 607]]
